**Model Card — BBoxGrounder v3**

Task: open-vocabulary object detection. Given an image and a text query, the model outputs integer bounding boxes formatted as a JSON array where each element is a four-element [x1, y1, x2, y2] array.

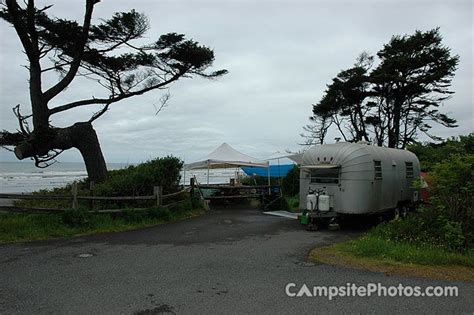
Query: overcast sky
[[0, 0, 472, 164]]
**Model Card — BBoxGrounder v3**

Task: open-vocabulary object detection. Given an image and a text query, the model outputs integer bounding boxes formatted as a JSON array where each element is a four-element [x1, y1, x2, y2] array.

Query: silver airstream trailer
[[299, 142, 421, 229]]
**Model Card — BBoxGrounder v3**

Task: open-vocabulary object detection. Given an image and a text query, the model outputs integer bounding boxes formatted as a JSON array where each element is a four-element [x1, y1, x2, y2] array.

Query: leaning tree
[[0, 0, 227, 182], [304, 29, 459, 148]]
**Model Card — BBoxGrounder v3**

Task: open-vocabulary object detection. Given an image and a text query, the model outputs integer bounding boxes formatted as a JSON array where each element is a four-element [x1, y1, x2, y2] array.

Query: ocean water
[[0, 161, 244, 193], [0, 162, 132, 193]]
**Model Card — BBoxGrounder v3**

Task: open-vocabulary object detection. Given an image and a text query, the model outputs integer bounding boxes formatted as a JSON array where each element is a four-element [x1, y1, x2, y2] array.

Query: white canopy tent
[[285, 152, 304, 165], [184, 143, 269, 185], [265, 151, 304, 165]]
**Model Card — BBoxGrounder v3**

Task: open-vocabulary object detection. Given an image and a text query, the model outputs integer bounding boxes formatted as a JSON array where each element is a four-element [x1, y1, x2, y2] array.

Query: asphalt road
[[0, 208, 473, 314]]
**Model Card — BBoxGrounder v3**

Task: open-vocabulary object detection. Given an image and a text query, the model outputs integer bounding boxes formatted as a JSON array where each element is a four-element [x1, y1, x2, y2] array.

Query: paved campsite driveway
[[0, 208, 473, 314]]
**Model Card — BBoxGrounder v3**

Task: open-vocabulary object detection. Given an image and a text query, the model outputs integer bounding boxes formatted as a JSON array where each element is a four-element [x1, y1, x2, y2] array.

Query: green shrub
[[121, 209, 148, 223], [371, 206, 467, 252], [147, 207, 171, 221], [439, 219, 465, 251], [93, 156, 183, 197], [16, 156, 185, 211], [281, 165, 300, 196], [340, 235, 474, 267], [285, 195, 300, 212], [190, 196, 203, 209], [62, 209, 91, 227], [168, 199, 194, 213], [407, 133, 473, 172], [429, 153, 474, 248], [372, 152, 473, 251]]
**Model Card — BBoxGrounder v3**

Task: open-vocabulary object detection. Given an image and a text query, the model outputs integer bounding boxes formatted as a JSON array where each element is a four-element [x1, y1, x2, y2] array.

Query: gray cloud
[[1, 0, 472, 164]]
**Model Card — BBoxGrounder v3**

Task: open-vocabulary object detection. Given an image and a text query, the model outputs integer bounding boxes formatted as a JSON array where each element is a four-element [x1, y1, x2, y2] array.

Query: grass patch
[[335, 235, 474, 267], [285, 195, 300, 213], [0, 157, 204, 244], [309, 209, 474, 281], [310, 237, 474, 281], [0, 206, 204, 244]]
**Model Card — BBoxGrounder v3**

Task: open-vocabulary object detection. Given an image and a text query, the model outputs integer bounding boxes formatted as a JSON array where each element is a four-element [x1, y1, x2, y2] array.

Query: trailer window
[[405, 162, 414, 178], [310, 168, 339, 184], [374, 160, 382, 179]]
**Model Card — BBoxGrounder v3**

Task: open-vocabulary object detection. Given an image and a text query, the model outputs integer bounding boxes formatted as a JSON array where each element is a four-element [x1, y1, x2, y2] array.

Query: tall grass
[[336, 235, 474, 267], [0, 199, 203, 243]]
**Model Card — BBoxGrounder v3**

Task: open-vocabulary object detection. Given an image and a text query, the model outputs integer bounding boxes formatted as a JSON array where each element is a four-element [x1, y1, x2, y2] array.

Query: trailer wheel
[[306, 218, 319, 231]]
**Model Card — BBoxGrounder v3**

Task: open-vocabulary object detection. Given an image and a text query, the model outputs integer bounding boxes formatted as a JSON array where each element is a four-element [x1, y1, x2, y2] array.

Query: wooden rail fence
[[0, 182, 193, 214]]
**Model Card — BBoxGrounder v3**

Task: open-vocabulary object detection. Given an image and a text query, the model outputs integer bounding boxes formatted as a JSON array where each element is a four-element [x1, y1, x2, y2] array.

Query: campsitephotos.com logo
[[285, 283, 459, 300]]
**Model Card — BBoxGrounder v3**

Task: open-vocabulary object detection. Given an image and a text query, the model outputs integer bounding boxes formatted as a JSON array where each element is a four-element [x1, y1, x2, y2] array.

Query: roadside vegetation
[[311, 134, 474, 279], [17, 156, 185, 210], [0, 157, 205, 243], [281, 165, 300, 212], [0, 204, 203, 244]]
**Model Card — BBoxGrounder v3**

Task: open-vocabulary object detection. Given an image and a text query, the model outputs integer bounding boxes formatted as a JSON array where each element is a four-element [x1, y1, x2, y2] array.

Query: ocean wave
[[0, 164, 245, 193]]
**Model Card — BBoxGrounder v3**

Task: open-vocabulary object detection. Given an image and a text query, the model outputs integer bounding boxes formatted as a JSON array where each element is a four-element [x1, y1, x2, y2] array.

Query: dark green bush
[[372, 207, 466, 252], [191, 195, 203, 209], [121, 207, 174, 223], [168, 199, 194, 213], [429, 153, 474, 248], [407, 133, 473, 172], [93, 156, 183, 197], [368, 149, 473, 252], [62, 209, 91, 227], [147, 207, 172, 221], [286, 195, 300, 212], [281, 165, 300, 196], [121, 209, 148, 223]]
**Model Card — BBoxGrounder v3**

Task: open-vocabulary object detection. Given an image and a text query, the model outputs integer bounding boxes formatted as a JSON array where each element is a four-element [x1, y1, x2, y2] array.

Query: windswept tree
[[302, 52, 374, 144], [0, 0, 227, 182], [372, 28, 458, 147], [299, 115, 331, 145], [304, 29, 459, 148]]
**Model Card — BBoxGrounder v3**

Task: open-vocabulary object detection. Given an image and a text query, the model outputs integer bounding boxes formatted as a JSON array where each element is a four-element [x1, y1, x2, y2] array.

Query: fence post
[[190, 178, 195, 197], [89, 181, 95, 212], [72, 182, 78, 209], [154, 186, 163, 207]]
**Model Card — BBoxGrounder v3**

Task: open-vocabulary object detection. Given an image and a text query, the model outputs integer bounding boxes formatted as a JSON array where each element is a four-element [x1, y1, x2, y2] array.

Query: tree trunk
[[13, 122, 108, 183], [70, 122, 108, 183]]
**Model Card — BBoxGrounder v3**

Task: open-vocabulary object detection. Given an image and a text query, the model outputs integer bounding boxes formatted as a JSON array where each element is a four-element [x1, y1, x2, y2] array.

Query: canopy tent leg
[[207, 160, 210, 185], [267, 164, 271, 194]]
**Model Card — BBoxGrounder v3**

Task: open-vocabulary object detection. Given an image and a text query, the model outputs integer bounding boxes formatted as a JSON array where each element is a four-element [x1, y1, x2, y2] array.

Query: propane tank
[[318, 195, 330, 212], [306, 194, 317, 211]]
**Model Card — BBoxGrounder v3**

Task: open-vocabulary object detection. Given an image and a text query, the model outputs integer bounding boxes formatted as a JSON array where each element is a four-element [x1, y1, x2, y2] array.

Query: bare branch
[[43, 0, 97, 101], [12, 104, 32, 135], [154, 91, 171, 115], [49, 72, 182, 115], [89, 103, 110, 122], [5, 0, 36, 61], [32, 149, 63, 168]]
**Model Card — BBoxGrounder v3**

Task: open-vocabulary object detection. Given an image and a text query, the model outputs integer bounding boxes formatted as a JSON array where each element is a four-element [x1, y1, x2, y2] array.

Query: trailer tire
[[306, 221, 319, 231]]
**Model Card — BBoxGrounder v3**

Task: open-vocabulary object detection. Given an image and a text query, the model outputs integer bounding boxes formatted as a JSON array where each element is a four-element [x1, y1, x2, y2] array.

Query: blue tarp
[[241, 164, 295, 178]]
